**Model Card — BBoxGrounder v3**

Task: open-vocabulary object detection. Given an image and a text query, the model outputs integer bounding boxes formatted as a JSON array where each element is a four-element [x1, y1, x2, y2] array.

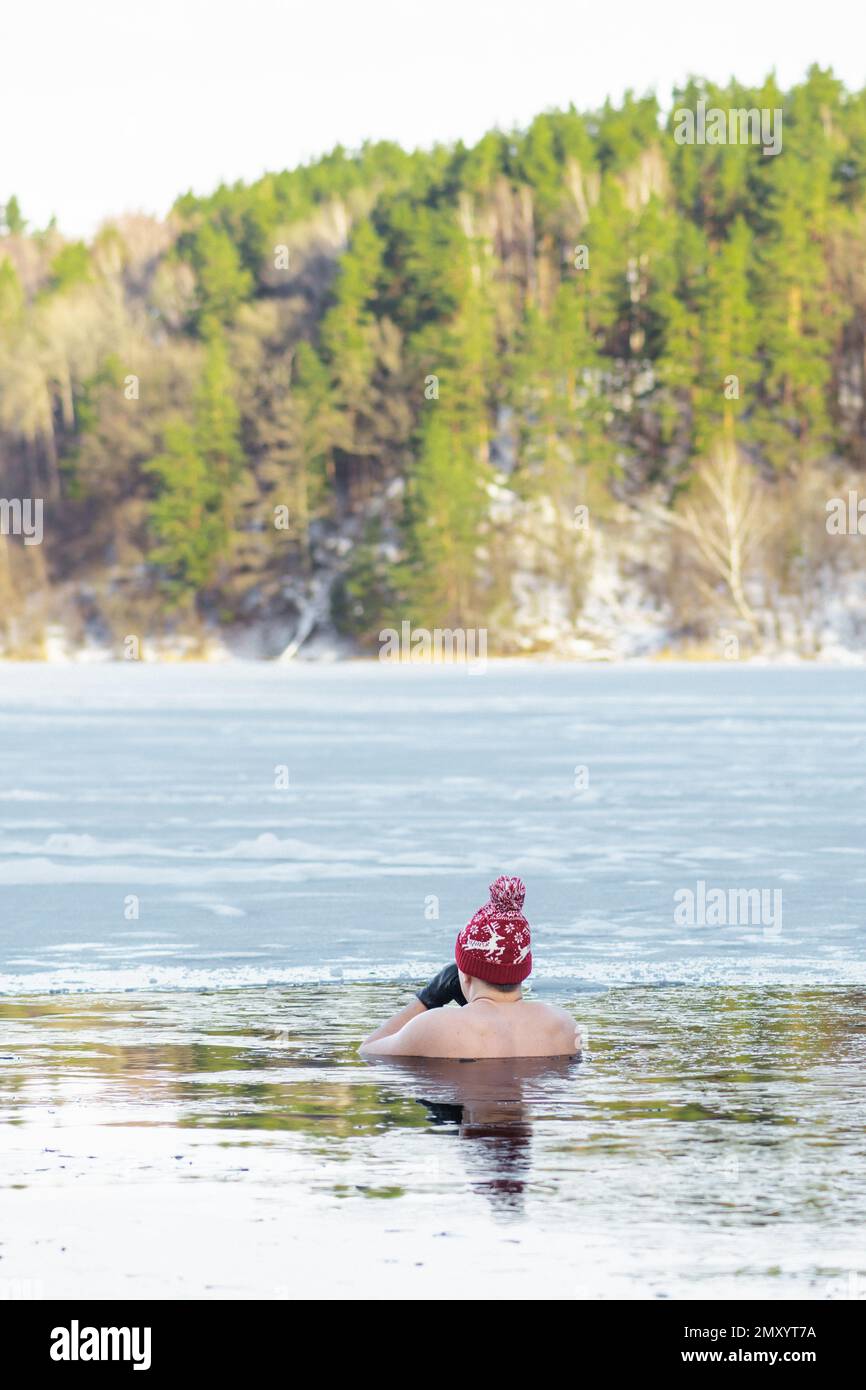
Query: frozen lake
[[0, 661, 864, 993]]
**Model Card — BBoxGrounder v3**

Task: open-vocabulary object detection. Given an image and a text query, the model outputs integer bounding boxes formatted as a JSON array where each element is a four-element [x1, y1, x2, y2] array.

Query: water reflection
[[4, 980, 866, 1298], [367, 1055, 579, 1215], [3, 984, 866, 1251]]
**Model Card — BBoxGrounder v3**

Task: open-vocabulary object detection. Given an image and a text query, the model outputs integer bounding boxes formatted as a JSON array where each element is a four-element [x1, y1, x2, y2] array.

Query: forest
[[1, 67, 865, 659]]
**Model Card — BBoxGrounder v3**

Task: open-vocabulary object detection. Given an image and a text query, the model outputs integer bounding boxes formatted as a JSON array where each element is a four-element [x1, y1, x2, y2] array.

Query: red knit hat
[[455, 876, 532, 985]]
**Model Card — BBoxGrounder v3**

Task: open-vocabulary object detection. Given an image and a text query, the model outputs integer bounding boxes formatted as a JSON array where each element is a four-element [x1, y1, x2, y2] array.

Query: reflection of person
[[360, 876, 581, 1058], [416, 1083, 531, 1215], [396, 1054, 577, 1217]]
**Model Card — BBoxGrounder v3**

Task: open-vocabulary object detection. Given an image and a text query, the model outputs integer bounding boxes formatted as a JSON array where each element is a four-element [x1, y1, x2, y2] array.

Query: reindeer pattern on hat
[[455, 876, 532, 978]]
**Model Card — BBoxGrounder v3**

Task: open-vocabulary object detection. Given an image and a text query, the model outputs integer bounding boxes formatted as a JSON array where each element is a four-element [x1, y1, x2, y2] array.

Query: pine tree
[[144, 332, 242, 601], [144, 420, 228, 600], [694, 217, 758, 457], [2, 195, 25, 235]]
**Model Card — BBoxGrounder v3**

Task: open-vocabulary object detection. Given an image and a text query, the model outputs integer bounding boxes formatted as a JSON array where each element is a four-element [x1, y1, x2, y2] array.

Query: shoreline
[[0, 649, 864, 667]]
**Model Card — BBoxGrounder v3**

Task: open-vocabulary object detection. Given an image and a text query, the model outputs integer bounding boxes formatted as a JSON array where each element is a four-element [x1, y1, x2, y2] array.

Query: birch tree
[[654, 445, 772, 635]]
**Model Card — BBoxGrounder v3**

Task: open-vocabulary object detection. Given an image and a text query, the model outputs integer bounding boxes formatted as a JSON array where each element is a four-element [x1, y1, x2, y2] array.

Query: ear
[[457, 969, 472, 996]]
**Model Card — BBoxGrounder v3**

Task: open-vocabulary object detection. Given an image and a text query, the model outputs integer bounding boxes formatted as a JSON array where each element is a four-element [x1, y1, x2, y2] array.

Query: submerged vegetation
[[1, 69, 865, 658]]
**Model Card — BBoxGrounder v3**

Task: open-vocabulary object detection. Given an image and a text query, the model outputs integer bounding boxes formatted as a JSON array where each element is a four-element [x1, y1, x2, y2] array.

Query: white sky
[[3, 0, 864, 238]]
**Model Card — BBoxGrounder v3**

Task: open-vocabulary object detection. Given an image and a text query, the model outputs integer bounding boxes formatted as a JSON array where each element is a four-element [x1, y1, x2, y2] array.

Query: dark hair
[[482, 979, 522, 994]]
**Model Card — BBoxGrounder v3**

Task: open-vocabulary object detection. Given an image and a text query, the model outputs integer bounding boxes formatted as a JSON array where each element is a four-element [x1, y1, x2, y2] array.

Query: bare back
[[371, 999, 578, 1059]]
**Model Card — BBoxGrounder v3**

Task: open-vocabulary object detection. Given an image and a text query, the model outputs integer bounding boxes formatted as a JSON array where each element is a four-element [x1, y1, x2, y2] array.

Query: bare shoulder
[[525, 1001, 580, 1048], [363, 1006, 471, 1058], [525, 1001, 575, 1025]]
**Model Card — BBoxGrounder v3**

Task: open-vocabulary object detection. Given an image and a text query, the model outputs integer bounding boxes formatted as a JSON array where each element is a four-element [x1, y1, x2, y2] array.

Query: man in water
[[359, 876, 581, 1059]]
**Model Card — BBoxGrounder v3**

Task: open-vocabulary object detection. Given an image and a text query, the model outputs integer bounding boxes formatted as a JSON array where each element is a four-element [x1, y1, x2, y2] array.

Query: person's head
[[455, 875, 532, 994]]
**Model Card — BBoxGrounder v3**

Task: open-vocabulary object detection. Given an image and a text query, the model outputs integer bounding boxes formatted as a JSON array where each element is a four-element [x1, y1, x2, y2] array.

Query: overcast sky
[[3, 0, 864, 238]]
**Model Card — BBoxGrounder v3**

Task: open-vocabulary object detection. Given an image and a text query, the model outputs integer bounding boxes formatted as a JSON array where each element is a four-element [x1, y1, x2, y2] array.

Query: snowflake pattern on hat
[[455, 875, 533, 984]]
